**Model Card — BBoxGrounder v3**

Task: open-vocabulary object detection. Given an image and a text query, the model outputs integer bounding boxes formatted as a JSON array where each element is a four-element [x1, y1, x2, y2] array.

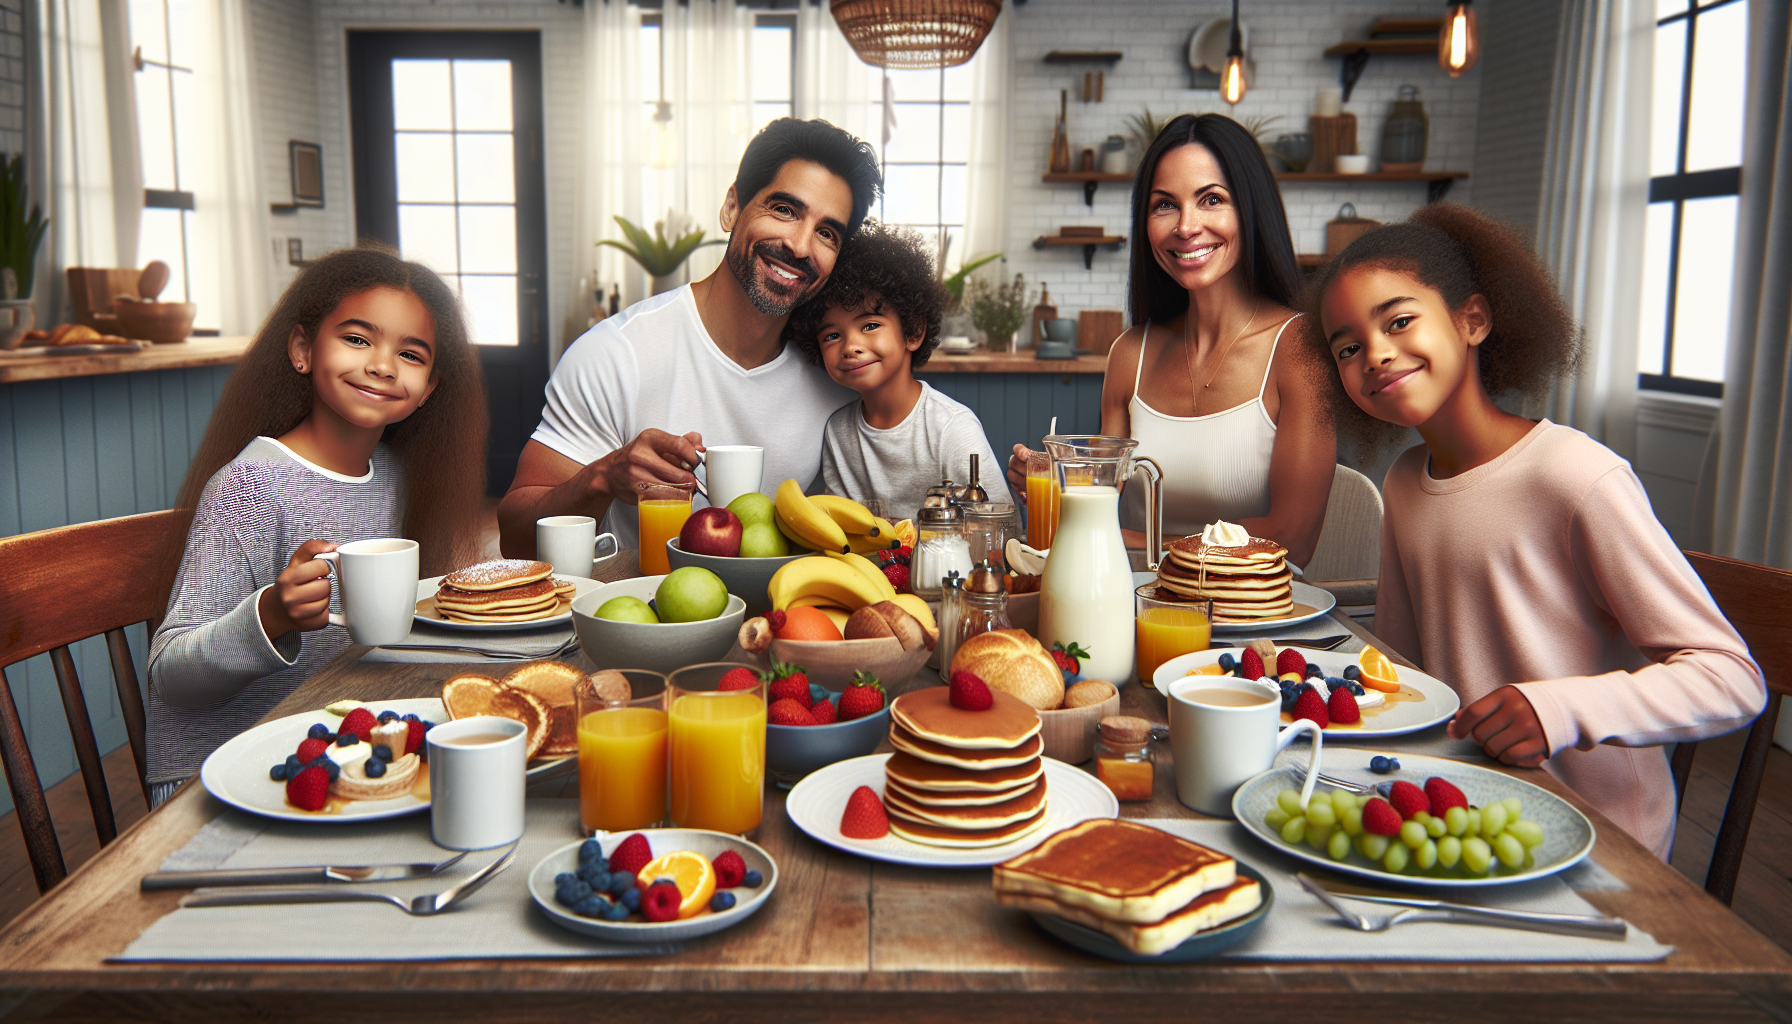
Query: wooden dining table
[[0, 561, 1787, 1021]]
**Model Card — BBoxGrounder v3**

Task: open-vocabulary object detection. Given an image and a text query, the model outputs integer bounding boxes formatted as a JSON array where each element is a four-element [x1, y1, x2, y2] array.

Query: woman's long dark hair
[[1127, 114, 1302, 326], [170, 244, 489, 576]]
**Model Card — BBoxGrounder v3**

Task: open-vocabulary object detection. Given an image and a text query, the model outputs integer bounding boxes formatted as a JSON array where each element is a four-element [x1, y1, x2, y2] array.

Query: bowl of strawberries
[[762, 666, 891, 788]]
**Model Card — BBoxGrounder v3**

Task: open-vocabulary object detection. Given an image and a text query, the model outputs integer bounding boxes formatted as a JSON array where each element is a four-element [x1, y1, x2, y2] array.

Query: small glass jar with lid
[[961, 501, 1021, 571], [911, 503, 970, 599], [950, 564, 1012, 659], [1094, 715, 1155, 802]]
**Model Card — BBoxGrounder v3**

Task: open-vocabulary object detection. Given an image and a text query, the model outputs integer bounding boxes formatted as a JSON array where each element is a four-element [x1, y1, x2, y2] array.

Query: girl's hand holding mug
[[259, 539, 338, 639]]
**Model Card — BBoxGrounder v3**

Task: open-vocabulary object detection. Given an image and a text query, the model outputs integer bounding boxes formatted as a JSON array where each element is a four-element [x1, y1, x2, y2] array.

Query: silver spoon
[[1295, 873, 1627, 939]]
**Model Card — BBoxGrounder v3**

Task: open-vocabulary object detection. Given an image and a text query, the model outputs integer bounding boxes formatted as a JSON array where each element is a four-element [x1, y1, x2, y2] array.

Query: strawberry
[[881, 562, 911, 594], [1275, 648, 1307, 678], [1424, 777, 1468, 814], [1326, 686, 1360, 724], [839, 785, 890, 839], [718, 666, 760, 691], [641, 881, 682, 922], [1049, 641, 1090, 684], [764, 662, 812, 708], [1240, 647, 1266, 680], [609, 833, 653, 877], [1291, 686, 1329, 728], [338, 707, 377, 743], [769, 697, 817, 726], [764, 610, 787, 634], [296, 737, 331, 764], [404, 720, 427, 756], [948, 670, 994, 711], [838, 671, 886, 721], [1361, 797, 1404, 836], [1388, 780, 1431, 819], [810, 697, 838, 724], [284, 765, 330, 811], [712, 849, 747, 889], [896, 544, 912, 560]]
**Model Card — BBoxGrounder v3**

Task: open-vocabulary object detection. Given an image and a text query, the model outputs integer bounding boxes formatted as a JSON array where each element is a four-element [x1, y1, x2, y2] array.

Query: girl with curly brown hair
[[145, 245, 487, 805], [1313, 203, 1762, 858]]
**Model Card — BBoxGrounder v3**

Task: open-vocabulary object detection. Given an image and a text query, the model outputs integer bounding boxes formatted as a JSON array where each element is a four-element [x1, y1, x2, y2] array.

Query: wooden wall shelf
[[1323, 39, 1436, 57], [1276, 170, 1469, 203], [1034, 234, 1126, 270], [1042, 171, 1133, 206], [1043, 50, 1122, 65]]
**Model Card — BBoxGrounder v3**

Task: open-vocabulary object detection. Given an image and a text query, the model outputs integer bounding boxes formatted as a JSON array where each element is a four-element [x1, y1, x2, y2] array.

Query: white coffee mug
[[701, 446, 764, 512], [536, 515, 618, 579], [427, 715, 527, 850], [315, 538, 418, 647], [1167, 676, 1325, 817]]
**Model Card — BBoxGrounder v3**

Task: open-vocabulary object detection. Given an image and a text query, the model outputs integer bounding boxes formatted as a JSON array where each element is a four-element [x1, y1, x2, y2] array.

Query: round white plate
[[1155, 648, 1461, 740], [785, 753, 1119, 868], [413, 574, 603, 632], [1205, 580, 1338, 634], [1232, 748, 1595, 888], [528, 829, 777, 942]]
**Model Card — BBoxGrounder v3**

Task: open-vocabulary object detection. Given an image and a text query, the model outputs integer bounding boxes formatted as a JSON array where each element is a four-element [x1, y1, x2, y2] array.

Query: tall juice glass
[[1025, 450, 1061, 549], [1135, 585, 1212, 689], [666, 663, 766, 836], [577, 671, 670, 833], [637, 481, 694, 576]]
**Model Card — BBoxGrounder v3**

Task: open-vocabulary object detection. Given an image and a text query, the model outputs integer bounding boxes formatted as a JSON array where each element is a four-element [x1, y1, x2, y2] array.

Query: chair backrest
[[1303, 464, 1383, 582], [0, 510, 185, 892], [1684, 551, 1792, 695]]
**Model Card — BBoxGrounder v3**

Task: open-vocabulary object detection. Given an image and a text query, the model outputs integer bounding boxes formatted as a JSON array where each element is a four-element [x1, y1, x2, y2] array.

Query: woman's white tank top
[[1127, 315, 1300, 537]]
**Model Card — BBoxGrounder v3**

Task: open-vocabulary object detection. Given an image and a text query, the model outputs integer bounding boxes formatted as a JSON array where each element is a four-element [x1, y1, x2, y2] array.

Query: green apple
[[726, 492, 776, 530], [738, 521, 790, 558], [594, 596, 659, 624], [655, 566, 729, 622]]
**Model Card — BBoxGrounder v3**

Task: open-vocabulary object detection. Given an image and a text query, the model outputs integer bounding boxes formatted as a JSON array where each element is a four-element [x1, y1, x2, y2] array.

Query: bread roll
[[950, 629, 1064, 711]]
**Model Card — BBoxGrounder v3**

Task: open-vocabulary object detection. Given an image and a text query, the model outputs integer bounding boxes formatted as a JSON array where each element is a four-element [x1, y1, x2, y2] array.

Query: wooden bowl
[[113, 301, 196, 344], [1038, 686, 1121, 764], [767, 636, 932, 693]]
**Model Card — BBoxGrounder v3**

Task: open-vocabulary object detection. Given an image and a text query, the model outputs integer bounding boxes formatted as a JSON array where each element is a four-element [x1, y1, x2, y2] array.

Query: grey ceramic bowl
[[571, 575, 746, 675], [765, 682, 891, 787], [665, 539, 814, 617]]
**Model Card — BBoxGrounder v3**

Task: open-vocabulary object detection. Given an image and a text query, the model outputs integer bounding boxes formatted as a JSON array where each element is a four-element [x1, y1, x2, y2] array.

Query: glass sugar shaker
[[911, 503, 970, 600], [936, 571, 965, 682], [951, 563, 1013, 660]]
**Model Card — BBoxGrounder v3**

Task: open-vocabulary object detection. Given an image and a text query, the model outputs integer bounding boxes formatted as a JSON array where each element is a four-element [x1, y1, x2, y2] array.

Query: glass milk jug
[[1037, 435, 1162, 685]]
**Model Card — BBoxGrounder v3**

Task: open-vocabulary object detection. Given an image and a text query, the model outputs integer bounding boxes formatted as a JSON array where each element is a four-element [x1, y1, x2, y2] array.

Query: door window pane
[[458, 206, 518, 274], [1669, 195, 1739, 382], [135, 65, 176, 189], [1684, 0, 1747, 173], [460, 275, 519, 346], [395, 133, 456, 202], [392, 60, 453, 131], [137, 207, 186, 300], [940, 164, 967, 226], [455, 134, 515, 203], [397, 204, 460, 275], [883, 164, 940, 225], [1636, 202, 1674, 374], [453, 60, 513, 131], [886, 103, 942, 163], [1651, 19, 1686, 176], [129, 0, 166, 64], [885, 68, 941, 103], [941, 104, 971, 163]]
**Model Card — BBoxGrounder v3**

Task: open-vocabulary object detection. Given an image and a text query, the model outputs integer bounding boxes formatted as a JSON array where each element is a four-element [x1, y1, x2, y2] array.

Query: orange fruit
[[1359, 646, 1401, 692], [636, 850, 716, 919], [776, 605, 844, 642], [891, 518, 917, 549]]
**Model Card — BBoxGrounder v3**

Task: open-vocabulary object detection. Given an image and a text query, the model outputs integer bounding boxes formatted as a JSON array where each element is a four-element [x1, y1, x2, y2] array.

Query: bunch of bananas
[[767, 549, 936, 633], [772, 480, 901, 555]]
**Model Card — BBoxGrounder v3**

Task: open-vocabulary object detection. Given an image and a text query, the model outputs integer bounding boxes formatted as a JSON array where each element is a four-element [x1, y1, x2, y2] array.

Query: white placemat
[[1133, 819, 1669, 962], [361, 620, 578, 664], [116, 801, 679, 961]]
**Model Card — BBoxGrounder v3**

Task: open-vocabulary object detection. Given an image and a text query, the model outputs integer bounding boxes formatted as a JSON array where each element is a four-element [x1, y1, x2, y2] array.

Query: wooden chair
[[1669, 550, 1792, 905], [0, 510, 184, 893], [1304, 464, 1383, 618]]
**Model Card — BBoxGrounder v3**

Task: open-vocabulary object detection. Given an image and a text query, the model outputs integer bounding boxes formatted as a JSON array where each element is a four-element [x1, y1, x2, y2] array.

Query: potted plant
[[598, 210, 724, 295], [967, 272, 1031, 353], [0, 153, 47, 349]]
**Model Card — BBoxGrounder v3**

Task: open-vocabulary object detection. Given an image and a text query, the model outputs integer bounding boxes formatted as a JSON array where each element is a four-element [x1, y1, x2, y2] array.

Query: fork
[[378, 637, 580, 661], [1295, 873, 1627, 939], [180, 843, 517, 916]]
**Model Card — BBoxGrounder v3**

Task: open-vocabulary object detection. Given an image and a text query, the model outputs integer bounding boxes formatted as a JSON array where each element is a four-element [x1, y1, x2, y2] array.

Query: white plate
[[527, 829, 777, 942], [1155, 648, 1461, 740], [1232, 748, 1595, 888], [200, 698, 570, 822], [413, 574, 603, 632], [1205, 580, 1338, 634], [785, 754, 1119, 868]]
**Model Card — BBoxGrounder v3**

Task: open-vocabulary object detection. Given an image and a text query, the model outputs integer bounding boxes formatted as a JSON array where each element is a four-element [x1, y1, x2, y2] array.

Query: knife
[[1318, 886, 1629, 940], [1206, 635, 1352, 651], [141, 851, 467, 891]]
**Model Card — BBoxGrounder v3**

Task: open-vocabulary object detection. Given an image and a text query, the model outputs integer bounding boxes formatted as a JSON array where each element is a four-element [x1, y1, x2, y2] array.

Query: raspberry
[[712, 849, 747, 889], [641, 881, 682, 922], [718, 667, 760, 691]]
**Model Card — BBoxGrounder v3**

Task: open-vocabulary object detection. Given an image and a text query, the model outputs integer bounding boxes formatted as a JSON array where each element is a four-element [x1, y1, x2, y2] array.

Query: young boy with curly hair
[[785, 221, 1011, 513]]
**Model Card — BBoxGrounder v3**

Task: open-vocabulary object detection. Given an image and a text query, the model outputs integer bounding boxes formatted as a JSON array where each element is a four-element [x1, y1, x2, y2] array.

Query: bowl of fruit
[[529, 829, 776, 942], [762, 669, 892, 786], [741, 602, 937, 693], [571, 570, 746, 675]]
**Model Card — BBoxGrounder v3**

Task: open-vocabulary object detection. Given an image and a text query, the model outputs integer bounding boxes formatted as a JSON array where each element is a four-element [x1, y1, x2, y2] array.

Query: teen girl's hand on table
[[257, 540, 338, 641], [1449, 685, 1549, 768]]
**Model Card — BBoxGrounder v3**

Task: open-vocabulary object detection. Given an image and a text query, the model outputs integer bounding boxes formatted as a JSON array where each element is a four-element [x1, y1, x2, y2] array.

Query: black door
[[347, 30, 549, 495]]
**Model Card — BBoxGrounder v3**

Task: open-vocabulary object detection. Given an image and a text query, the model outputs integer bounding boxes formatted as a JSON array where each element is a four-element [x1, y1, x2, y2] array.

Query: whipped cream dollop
[[1201, 520, 1251, 548]]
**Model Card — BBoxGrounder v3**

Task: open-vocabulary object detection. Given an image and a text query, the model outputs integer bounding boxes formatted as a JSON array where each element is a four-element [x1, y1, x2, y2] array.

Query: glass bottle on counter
[[950, 564, 1012, 665], [961, 501, 1020, 571], [936, 571, 966, 682], [911, 503, 970, 600], [1095, 715, 1155, 802]]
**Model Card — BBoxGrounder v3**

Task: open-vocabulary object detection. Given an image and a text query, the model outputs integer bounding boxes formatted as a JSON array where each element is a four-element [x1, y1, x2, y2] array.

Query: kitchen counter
[[0, 336, 252, 384], [918, 351, 1107, 374]]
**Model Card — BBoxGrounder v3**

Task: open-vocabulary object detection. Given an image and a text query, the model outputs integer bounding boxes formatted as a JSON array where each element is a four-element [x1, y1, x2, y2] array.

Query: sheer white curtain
[[1532, 0, 1655, 460], [659, 0, 754, 284], [573, 0, 643, 355], [793, 3, 882, 152], [957, 14, 1009, 274], [185, 0, 271, 336]]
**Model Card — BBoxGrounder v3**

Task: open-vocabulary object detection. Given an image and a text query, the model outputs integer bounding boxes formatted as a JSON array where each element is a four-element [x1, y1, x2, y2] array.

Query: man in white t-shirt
[[497, 119, 881, 556]]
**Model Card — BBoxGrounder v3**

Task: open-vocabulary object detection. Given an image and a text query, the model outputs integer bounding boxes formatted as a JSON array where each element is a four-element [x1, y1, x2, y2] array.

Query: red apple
[[679, 506, 743, 557]]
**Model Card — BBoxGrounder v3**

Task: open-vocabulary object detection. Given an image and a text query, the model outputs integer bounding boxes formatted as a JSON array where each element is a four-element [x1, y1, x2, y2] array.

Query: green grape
[[1328, 829, 1352, 861], [1523, 850, 1535, 870], [1400, 820, 1428, 849], [1331, 789, 1357, 817], [1359, 832, 1391, 860], [1437, 835, 1462, 869], [1277, 789, 1303, 815], [1382, 841, 1410, 873], [1461, 836, 1493, 874], [1494, 832, 1525, 868], [1481, 802, 1508, 839], [1265, 807, 1292, 829], [1465, 807, 1482, 836], [1506, 819, 1545, 849], [1306, 800, 1337, 828], [1307, 822, 1334, 850], [1358, 792, 1375, 808], [1412, 810, 1432, 826], [1501, 797, 1523, 820], [1414, 837, 1438, 870], [1443, 806, 1469, 837], [1281, 815, 1307, 844], [1425, 814, 1448, 838], [1341, 805, 1364, 836]]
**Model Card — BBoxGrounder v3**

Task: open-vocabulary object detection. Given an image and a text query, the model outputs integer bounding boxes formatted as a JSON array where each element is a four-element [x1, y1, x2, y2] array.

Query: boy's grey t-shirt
[[818, 381, 1012, 518]]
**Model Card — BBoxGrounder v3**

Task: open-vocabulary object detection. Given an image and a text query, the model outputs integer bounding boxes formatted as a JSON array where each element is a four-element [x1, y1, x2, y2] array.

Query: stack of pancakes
[[433, 559, 575, 624], [1155, 533, 1293, 622], [884, 687, 1049, 848]]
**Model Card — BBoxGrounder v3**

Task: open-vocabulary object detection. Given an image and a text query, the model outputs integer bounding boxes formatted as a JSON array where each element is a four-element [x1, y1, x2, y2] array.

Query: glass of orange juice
[[1025, 450, 1061, 549], [576, 670, 669, 834], [636, 480, 694, 576], [665, 663, 766, 836], [1134, 584, 1211, 689]]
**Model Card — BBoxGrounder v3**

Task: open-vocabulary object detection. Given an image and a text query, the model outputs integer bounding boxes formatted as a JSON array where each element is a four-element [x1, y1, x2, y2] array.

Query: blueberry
[[574, 895, 610, 918], [1304, 664, 1324, 679], [579, 839, 603, 860], [563, 878, 593, 902], [1280, 691, 1297, 712], [371, 744, 392, 762], [308, 723, 330, 740], [586, 869, 612, 892], [621, 887, 641, 912], [284, 754, 303, 774], [269, 763, 288, 781], [324, 761, 340, 782], [554, 887, 578, 908], [1349, 682, 1365, 696], [709, 891, 737, 912], [607, 871, 633, 895], [1233, 665, 1248, 678], [336, 733, 356, 747], [420, 720, 435, 731], [742, 869, 763, 888], [1386, 757, 1400, 771], [377, 710, 399, 723], [604, 902, 631, 922], [1217, 653, 1236, 671], [1369, 755, 1388, 772], [365, 758, 386, 778], [556, 872, 579, 888], [1324, 676, 1345, 690], [402, 713, 420, 723], [1343, 665, 1361, 681]]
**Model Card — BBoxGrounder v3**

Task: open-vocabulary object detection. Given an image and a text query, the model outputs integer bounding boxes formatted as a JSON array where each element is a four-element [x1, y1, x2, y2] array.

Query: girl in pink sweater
[[1310, 204, 1763, 858]]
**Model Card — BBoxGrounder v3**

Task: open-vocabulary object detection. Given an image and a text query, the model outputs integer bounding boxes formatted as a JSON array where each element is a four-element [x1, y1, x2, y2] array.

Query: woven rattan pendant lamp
[[829, 0, 1003, 70]]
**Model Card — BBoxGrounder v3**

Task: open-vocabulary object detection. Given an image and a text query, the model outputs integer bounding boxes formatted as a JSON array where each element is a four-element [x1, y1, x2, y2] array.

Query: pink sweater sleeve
[[1514, 467, 1764, 756]]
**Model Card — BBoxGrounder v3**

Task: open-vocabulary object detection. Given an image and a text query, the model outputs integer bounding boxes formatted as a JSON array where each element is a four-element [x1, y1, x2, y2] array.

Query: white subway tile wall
[[0, 0, 22, 157]]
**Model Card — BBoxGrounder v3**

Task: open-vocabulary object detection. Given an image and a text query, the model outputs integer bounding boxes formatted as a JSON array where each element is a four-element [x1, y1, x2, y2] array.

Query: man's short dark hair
[[784, 221, 946, 371], [733, 119, 882, 236]]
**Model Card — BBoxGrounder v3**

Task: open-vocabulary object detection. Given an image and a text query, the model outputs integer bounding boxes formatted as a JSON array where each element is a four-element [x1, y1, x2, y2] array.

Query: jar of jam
[[1095, 715, 1155, 802]]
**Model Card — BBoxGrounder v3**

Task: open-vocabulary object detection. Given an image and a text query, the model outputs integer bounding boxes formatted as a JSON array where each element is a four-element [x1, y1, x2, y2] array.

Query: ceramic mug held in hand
[[1167, 676, 1324, 817], [315, 538, 419, 647]]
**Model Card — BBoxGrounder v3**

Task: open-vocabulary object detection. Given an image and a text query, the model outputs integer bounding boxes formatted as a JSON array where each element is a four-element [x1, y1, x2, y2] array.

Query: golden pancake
[[889, 686, 1041, 750], [500, 661, 583, 758], [328, 752, 420, 801], [996, 878, 1262, 956], [1165, 534, 1288, 562], [884, 775, 1039, 807], [435, 599, 565, 623], [883, 777, 1047, 828], [888, 724, 1043, 770], [443, 558, 555, 591], [887, 803, 1050, 848], [440, 673, 549, 759], [435, 578, 562, 609], [993, 818, 1237, 922], [883, 750, 1044, 792]]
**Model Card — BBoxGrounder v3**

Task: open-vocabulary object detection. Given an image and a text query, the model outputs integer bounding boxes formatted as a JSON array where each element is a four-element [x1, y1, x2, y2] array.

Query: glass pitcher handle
[[1133, 456, 1164, 571]]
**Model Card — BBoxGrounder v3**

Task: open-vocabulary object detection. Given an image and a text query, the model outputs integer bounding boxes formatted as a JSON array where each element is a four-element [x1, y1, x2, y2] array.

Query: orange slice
[[637, 850, 717, 919], [1186, 664, 1227, 676], [891, 519, 917, 550], [1359, 646, 1401, 692]]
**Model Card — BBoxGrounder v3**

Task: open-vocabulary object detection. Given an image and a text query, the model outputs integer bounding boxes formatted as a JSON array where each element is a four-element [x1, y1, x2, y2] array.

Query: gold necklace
[[1184, 300, 1261, 404]]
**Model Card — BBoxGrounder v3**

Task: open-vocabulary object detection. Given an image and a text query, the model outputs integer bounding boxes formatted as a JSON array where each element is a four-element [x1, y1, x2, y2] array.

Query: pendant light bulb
[[648, 101, 676, 171], [1223, 0, 1246, 105], [1439, 1, 1478, 77]]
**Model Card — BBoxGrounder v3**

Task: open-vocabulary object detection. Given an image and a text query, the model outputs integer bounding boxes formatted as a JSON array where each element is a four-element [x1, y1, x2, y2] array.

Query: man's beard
[[726, 237, 821, 317]]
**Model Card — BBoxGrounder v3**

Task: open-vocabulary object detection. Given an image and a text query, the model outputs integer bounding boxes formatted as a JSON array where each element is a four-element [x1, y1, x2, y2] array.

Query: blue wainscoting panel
[[921, 370, 1105, 499]]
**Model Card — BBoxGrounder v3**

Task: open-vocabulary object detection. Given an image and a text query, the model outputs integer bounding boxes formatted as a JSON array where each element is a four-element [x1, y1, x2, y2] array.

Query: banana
[[809, 494, 879, 536], [890, 593, 937, 632], [773, 509, 816, 552], [846, 531, 899, 554], [768, 555, 883, 611], [826, 550, 897, 601], [871, 516, 902, 541], [813, 605, 852, 634], [774, 479, 849, 553]]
